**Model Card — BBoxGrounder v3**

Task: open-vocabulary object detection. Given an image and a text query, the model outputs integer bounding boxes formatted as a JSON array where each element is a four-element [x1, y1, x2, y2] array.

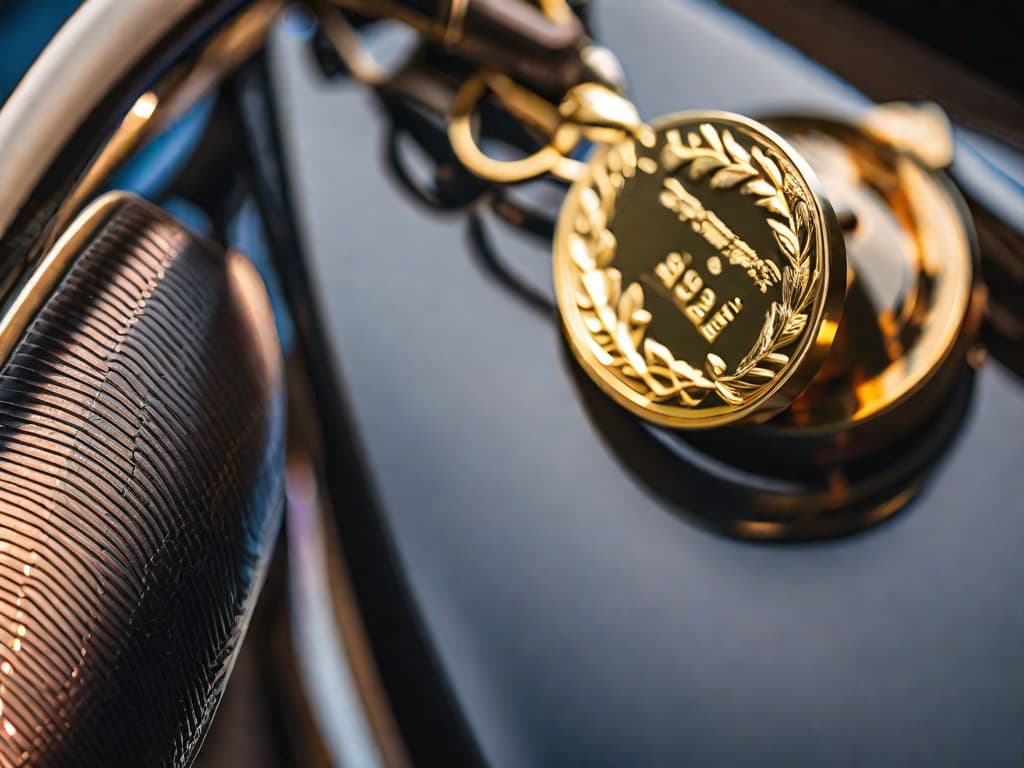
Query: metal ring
[[448, 73, 586, 183]]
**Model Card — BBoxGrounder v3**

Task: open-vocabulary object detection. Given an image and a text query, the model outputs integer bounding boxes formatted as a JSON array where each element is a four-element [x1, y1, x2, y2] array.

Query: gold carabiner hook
[[448, 72, 588, 183], [448, 70, 653, 184]]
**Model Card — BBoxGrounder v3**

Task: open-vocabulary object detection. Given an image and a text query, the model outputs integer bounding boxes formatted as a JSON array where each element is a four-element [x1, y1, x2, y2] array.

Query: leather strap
[[343, 0, 590, 96]]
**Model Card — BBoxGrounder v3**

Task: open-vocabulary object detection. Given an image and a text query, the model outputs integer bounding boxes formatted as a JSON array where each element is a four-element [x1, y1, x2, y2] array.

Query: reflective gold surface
[[554, 112, 845, 428], [760, 116, 984, 444], [448, 73, 649, 183], [449, 72, 588, 183]]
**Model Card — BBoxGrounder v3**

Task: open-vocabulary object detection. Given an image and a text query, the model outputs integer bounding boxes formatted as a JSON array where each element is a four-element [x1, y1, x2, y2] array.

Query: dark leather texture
[[0, 198, 283, 766]]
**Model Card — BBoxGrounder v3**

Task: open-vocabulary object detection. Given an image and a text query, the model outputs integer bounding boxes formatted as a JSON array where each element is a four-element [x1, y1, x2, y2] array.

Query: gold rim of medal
[[554, 111, 847, 429]]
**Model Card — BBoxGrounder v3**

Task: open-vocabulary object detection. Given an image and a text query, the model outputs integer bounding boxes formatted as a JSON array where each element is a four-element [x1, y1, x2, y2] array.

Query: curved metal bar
[[0, 0, 249, 295]]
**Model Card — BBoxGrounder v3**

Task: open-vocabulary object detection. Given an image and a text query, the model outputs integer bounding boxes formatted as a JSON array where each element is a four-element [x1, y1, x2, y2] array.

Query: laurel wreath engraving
[[568, 123, 819, 407]]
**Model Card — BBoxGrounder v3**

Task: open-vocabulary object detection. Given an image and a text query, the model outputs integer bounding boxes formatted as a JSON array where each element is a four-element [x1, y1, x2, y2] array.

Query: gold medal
[[445, 62, 979, 461], [553, 113, 845, 428], [319, 0, 986, 534]]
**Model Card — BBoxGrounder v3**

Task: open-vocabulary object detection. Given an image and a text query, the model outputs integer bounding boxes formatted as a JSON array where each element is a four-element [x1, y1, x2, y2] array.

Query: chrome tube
[[0, 0, 247, 293]]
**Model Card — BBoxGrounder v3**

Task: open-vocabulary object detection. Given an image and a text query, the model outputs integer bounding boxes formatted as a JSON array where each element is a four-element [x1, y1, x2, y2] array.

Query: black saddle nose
[[0, 194, 283, 767]]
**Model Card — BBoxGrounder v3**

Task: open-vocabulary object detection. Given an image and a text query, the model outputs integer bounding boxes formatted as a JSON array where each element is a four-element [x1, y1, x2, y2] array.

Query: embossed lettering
[[699, 297, 744, 342], [654, 251, 689, 288], [659, 177, 782, 293], [684, 287, 716, 325], [653, 251, 743, 338], [675, 268, 704, 303]]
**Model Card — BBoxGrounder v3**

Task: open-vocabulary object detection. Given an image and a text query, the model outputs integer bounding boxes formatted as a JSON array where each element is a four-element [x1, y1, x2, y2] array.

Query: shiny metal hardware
[[441, 63, 983, 437], [448, 72, 648, 183], [757, 111, 984, 444]]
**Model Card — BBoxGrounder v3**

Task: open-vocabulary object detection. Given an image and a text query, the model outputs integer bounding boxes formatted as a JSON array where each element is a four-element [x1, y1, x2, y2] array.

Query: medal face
[[554, 112, 845, 428]]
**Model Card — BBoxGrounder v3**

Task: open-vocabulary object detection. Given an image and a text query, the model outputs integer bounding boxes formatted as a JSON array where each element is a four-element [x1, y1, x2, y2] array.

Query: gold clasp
[[558, 82, 655, 148], [317, 0, 645, 184], [448, 72, 653, 184]]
